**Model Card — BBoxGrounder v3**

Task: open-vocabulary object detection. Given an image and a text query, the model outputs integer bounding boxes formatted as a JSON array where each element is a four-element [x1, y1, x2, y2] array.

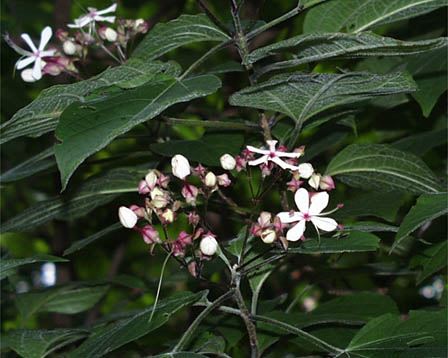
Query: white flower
[[15, 26, 55, 81], [171, 154, 191, 180], [118, 206, 138, 228], [200, 235, 218, 256], [276, 188, 338, 241], [204, 172, 217, 187], [308, 173, 321, 190], [247, 140, 301, 170], [68, 4, 117, 29], [63, 40, 77, 55], [220, 154, 236, 170], [297, 163, 314, 179]]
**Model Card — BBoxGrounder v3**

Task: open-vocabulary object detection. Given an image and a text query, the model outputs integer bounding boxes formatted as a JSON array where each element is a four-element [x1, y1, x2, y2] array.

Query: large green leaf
[[325, 144, 443, 193], [229, 72, 416, 132], [1, 60, 180, 144], [249, 32, 446, 74], [410, 241, 447, 284], [1, 167, 145, 233], [304, 0, 447, 33], [151, 133, 243, 166], [55, 75, 221, 190], [69, 291, 206, 358], [0, 255, 68, 280], [132, 14, 230, 60], [393, 193, 447, 250], [2, 329, 88, 358], [345, 309, 447, 357], [392, 128, 447, 155]]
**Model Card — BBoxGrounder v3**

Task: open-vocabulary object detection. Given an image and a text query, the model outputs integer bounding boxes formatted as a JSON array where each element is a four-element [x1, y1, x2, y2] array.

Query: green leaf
[[249, 32, 446, 74], [0, 147, 55, 183], [229, 72, 416, 132], [69, 291, 206, 358], [392, 128, 447, 155], [304, 0, 447, 33], [1, 59, 181, 144], [410, 242, 447, 284], [132, 14, 230, 60], [63, 223, 123, 256], [2, 329, 88, 358], [55, 75, 221, 190], [344, 221, 399, 233], [283, 231, 381, 254], [1, 167, 145, 233], [151, 133, 243, 166], [190, 332, 226, 354], [325, 144, 443, 194], [345, 309, 447, 357], [393, 193, 447, 250], [225, 226, 251, 262], [16, 285, 109, 318], [0, 255, 68, 280]]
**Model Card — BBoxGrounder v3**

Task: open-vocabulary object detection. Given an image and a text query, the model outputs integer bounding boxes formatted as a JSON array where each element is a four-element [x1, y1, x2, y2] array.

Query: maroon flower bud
[[181, 183, 199, 205], [286, 177, 303, 192], [130, 205, 146, 218], [193, 164, 206, 177], [188, 212, 200, 226], [138, 179, 150, 194], [139, 225, 161, 244]]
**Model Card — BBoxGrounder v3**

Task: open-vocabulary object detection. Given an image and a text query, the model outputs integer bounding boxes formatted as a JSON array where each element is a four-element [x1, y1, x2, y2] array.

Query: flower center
[[303, 213, 311, 221], [89, 11, 97, 18], [269, 151, 276, 158]]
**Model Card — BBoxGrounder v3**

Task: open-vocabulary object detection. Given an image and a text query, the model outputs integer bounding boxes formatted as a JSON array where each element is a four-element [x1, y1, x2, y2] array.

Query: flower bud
[[145, 170, 158, 190], [43, 62, 63, 76], [200, 235, 218, 256], [217, 174, 231, 187], [258, 211, 272, 227], [308, 173, 321, 190], [150, 187, 169, 208], [297, 163, 314, 179], [140, 225, 160, 244], [319, 175, 335, 191], [134, 18, 149, 33], [63, 40, 77, 55], [188, 212, 200, 226], [118, 206, 138, 228], [261, 229, 276, 244], [182, 183, 199, 205], [161, 208, 175, 224], [130, 205, 146, 218], [220, 154, 236, 170], [157, 173, 170, 188], [104, 28, 118, 42], [171, 154, 191, 179], [21, 69, 37, 82], [138, 180, 150, 194], [235, 156, 247, 172], [204, 172, 217, 187]]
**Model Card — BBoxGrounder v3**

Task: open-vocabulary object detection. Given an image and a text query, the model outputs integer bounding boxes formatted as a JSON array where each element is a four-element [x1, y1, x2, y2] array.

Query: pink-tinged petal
[[266, 140, 278, 152], [270, 156, 299, 170], [21, 33, 38, 52], [276, 151, 301, 159], [276, 211, 302, 224], [246, 145, 269, 155], [96, 3, 117, 15], [16, 56, 35, 70], [75, 16, 93, 28], [248, 155, 268, 166], [40, 50, 56, 57], [294, 188, 309, 213], [39, 26, 52, 51], [286, 220, 306, 241], [95, 15, 116, 23], [309, 191, 329, 215], [32, 58, 42, 80], [310, 216, 338, 232]]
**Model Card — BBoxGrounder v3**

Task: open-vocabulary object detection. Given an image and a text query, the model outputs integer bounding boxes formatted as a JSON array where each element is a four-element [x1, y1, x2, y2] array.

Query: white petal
[[294, 188, 309, 213], [286, 220, 306, 241], [21, 33, 37, 52], [95, 15, 116, 23], [40, 49, 56, 57], [309, 191, 329, 216], [276, 211, 302, 224], [266, 140, 278, 152], [39, 26, 52, 51], [270, 156, 298, 170], [32, 58, 42, 80], [246, 145, 269, 155], [311, 216, 338, 232], [75, 16, 93, 28], [276, 151, 301, 158], [16, 56, 35, 70], [21, 68, 37, 82], [248, 155, 268, 166], [96, 3, 117, 15]]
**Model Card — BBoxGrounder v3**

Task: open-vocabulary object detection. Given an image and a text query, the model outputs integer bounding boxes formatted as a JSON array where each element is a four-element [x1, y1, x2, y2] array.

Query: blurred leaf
[[410, 242, 447, 284], [225, 227, 251, 262], [190, 332, 226, 354], [16, 285, 109, 318], [0, 255, 68, 280], [1, 60, 180, 144], [69, 291, 207, 358], [326, 144, 443, 194], [283, 231, 380, 254], [151, 133, 243, 165], [153, 354, 208, 358], [345, 309, 447, 357], [344, 221, 399, 233], [1, 167, 145, 233], [304, 0, 447, 33], [63, 223, 122, 256], [2, 329, 88, 358], [55, 75, 221, 190], [0, 147, 54, 183], [250, 32, 446, 74], [132, 14, 230, 60], [393, 193, 447, 250], [392, 128, 447, 155]]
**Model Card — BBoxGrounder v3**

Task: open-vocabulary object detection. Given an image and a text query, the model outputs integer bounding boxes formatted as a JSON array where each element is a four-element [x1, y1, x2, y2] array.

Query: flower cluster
[[6, 3, 148, 82]]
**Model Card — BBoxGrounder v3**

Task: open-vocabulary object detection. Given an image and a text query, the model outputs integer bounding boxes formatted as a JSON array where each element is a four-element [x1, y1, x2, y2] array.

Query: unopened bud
[[161, 208, 174, 224], [181, 183, 199, 205], [188, 212, 200, 226], [200, 235, 218, 256], [319, 175, 335, 191], [297, 163, 314, 179], [21, 69, 37, 82], [145, 170, 158, 190], [204, 172, 217, 187], [140, 225, 160, 244], [217, 173, 231, 187], [258, 211, 272, 227], [220, 154, 236, 170], [308, 173, 321, 190], [261, 229, 276, 244], [63, 40, 77, 55], [118, 206, 138, 228], [171, 154, 191, 180], [104, 28, 118, 42], [138, 180, 150, 194], [151, 187, 169, 208]]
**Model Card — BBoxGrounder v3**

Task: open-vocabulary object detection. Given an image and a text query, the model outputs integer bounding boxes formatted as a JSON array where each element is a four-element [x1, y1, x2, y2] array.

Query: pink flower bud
[[217, 174, 231, 187], [118, 206, 138, 228], [171, 154, 190, 179], [157, 173, 170, 188], [258, 211, 272, 228], [287, 177, 303, 192], [138, 180, 150, 194], [43, 62, 63, 76], [319, 175, 335, 191], [130, 205, 145, 218], [220, 154, 236, 170], [160, 208, 175, 224], [56, 29, 69, 41], [188, 212, 200, 226], [193, 164, 206, 177], [140, 225, 160, 244], [188, 261, 198, 277], [182, 183, 199, 205], [235, 156, 247, 172]]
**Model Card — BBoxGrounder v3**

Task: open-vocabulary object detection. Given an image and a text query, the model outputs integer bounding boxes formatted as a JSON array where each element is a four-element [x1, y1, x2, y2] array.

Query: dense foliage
[[1, 0, 447, 357]]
